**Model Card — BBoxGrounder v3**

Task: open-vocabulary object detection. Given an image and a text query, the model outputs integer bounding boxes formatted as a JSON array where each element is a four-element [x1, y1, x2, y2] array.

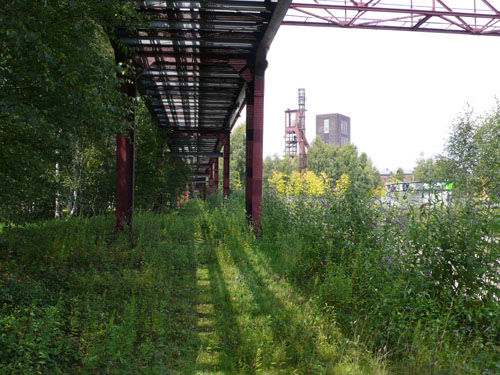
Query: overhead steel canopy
[[113, 0, 500, 232], [117, 0, 280, 181], [284, 0, 500, 35]]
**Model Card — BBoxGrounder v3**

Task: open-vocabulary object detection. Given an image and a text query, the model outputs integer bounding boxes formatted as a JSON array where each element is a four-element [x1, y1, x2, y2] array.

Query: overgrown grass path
[[2, 198, 498, 374], [167, 203, 385, 375]]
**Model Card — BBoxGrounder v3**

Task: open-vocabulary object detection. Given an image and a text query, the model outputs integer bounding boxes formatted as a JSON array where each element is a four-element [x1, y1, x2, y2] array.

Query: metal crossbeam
[[284, 0, 500, 35]]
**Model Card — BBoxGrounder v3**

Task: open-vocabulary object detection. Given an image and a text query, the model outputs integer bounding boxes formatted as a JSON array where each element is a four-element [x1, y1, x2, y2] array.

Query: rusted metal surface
[[116, 0, 291, 228], [114, 0, 500, 231], [115, 76, 137, 232], [222, 132, 230, 199], [119, 0, 279, 184], [208, 163, 213, 194], [213, 157, 219, 191], [285, 88, 309, 172], [245, 74, 265, 232], [285, 1, 500, 35]]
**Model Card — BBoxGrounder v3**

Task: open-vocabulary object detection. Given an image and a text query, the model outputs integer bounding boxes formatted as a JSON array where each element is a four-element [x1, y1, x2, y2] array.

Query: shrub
[[261, 183, 500, 371]]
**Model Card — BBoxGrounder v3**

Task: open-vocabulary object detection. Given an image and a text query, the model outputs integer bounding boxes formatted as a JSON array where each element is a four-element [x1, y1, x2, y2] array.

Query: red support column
[[202, 183, 207, 201], [213, 157, 219, 191], [115, 78, 136, 232], [246, 74, 265, 231], [208, 164, 213, 195], [223, 132, 230, 199], [157, 143, 164, 211]]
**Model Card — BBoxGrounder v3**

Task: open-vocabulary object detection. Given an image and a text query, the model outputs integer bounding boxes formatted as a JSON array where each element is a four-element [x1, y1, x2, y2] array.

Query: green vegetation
[[1, 196, 386, 374], [307, 138, 381, 193], [263, 183, 500, 373], [2, 2, 500, 374], [414, 103, 500, 199], [230, 124, 247, 190], [1, 189, 499, 374], [0, 0, 190, 223]]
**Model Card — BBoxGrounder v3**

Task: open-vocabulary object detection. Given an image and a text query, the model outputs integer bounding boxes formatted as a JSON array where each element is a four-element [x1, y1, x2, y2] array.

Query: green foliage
[[230, 123, 246, 190], [261, 186, 500, 373], [443, 107, 479, 196], [268, 170, 329, 197], [263, 153, 298, 189], [307, 137, 380, 193], [319, 263, 353, 308], [392, 167, 405, 182], [413, 103, 500, 200], [0, 0, 189, 222], [135, 101, 191, 210], [436, 103, 500, 198], [414, 153, 449, 182], [0, 202, 389, 375], [1, 189, 499, 373], [0, 0, 139, 222], [0, 210, 200, 374], [474, 104, 500, 197], [193, 197, 386, 374]]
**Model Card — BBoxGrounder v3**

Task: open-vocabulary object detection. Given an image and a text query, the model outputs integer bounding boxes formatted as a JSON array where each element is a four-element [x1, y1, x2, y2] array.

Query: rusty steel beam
[[285, 1, 500, 36], [222, 132, 230, 198], [213, 157, 219, 191], [118, 0, 285, 213], [245, 75, 265, 231], [115, 77, 137, 232], [226, 84, 247, 131], [167, 151, 223, 157], [243, 0, 292, 230], [137, 0, 271, 11], [208, 164, 213, 194]]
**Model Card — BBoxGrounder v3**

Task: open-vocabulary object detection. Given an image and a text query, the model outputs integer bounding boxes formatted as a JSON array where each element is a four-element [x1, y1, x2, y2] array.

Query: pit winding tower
[[285, 88, 309, 171]]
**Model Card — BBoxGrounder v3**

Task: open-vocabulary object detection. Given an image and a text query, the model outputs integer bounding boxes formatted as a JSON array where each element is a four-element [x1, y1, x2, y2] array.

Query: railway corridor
[[165, 202, 385, 375]]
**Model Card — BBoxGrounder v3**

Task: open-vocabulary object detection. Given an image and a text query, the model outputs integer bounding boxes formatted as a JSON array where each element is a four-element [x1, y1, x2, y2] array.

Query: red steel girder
[[285, 0, 500, 35], [116, 0, 290, 231], [245, 74, 265, 232], [223, 133, 230, 199], [213, 157, 219, 191], [115, 77, 137, 232]]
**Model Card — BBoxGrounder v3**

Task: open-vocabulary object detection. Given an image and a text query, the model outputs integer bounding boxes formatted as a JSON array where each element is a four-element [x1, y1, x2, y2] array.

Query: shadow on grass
[[161, 229, 201, 374], [165, 269, 200, 374], [226, 237, 323, 371], [193, 241, 243, 374]]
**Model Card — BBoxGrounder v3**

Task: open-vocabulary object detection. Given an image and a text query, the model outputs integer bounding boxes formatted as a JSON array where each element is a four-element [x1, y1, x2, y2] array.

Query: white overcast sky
[[253, 25, 500, 172]]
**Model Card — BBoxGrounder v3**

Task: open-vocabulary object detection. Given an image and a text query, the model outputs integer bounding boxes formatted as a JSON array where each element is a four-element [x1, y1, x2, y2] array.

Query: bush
[[0, 210, 198, 374], [261, 183, 500, 371]]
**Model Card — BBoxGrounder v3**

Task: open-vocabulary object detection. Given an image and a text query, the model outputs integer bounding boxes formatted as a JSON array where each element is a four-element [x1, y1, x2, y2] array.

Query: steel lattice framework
[[284, 0, 500, 35], [111, 0, 500, 231], [113, 0, 292, 230]]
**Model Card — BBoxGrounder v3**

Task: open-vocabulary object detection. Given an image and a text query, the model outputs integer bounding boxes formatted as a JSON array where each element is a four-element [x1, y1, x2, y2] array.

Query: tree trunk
[[55, 161, 62, 218], [69, 140, 80, 217]]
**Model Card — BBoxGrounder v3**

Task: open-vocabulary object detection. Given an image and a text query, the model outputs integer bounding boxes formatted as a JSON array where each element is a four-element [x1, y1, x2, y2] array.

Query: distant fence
[[385, 181, 454, 194], [382, 181, 454, 206]]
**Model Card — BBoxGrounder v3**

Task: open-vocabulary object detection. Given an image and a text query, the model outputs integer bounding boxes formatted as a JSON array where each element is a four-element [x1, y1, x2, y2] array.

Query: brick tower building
[[316, 113, 351, 147]]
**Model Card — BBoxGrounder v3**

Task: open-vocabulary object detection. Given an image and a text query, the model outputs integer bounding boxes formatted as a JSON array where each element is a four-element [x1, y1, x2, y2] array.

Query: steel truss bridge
[[115, 0, 500, 230]]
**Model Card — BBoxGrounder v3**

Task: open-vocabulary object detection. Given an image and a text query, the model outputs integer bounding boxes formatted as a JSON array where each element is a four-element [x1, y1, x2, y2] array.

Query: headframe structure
[[285, 88, 310, 172]]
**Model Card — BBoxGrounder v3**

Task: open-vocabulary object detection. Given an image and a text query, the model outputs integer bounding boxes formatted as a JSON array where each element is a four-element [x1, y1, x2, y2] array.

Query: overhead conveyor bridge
[[113, 0, 500, 231]]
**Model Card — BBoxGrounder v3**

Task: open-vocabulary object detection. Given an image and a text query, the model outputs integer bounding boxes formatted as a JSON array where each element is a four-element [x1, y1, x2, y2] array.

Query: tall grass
[[0, 209, 200, 374], [261, 186, 500, 373], [1, 189, 498, 374], [0, 194, 386, 374], [194, 192, 387, 374]]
